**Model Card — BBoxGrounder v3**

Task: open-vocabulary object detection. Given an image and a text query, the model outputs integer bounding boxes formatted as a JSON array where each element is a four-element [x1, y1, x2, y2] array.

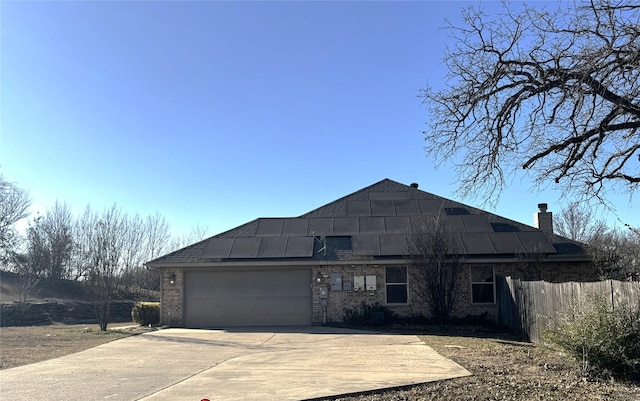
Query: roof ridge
[[299, 178, 408, 218]]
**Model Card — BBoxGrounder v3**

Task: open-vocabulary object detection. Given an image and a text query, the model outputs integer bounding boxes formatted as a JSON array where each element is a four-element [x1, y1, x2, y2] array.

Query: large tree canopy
[[423, 0, 640, 204]]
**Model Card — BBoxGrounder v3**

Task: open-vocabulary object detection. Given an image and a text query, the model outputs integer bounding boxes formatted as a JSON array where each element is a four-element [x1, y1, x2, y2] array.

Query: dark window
[[471, 266, 495, 304], [386, 266, 408, 304]]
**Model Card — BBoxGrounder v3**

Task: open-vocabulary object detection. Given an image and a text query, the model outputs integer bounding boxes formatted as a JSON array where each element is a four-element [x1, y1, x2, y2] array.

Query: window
[[471, 266, 495, 304], [386, 266, 408, 304]]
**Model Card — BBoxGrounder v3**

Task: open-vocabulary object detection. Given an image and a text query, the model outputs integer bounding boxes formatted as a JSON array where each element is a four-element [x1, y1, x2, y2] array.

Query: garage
[[183, 268, 312, 328]]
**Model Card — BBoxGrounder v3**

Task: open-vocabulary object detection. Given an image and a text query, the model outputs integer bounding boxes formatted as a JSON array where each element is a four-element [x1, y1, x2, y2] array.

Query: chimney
[[534, 203, 553, 235]]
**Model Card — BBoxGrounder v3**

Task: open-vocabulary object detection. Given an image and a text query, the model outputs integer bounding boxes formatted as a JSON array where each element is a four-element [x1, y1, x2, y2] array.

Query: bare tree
[[120, 212, 146, 287], [12, 253, 42, 304], [26, 202, 74, 280], [42, 202, 74, 280], [23, 216, 50, 274], [168, 223, 211, 252], [589, 225, 640, 280], [624, 225, 640, 280], [120, 212, 170, 293], [422, 1, 640, 205], [6, 214, 56, 305], [515, 244, 555, 281], [554, 202, 608, 243], [70, 206, 98, 281], [0, 175, 31, 264], [144, 212, 172, 260], [84, 205, 127, 331], [553, 202, 639, 279], [408, 216, 462, 324], [7, 230, 42, 305]]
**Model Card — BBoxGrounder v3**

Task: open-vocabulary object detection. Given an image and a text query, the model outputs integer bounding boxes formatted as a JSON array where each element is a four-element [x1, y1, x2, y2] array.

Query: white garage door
[[183, 268, 312, 328]]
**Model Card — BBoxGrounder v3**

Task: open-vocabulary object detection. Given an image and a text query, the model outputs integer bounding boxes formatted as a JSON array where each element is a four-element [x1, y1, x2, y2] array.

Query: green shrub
[[343, 302, 397, 326], [131, 302, 160, 326], [543, 294, 640, 382]]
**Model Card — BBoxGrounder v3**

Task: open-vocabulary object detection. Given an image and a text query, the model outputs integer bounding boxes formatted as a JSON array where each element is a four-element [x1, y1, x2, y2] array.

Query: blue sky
[[1, 1, 637, 238]]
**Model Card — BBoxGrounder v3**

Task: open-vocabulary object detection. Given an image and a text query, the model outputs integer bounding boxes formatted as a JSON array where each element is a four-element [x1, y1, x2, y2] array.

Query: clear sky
[[1, 1, 637, 239]]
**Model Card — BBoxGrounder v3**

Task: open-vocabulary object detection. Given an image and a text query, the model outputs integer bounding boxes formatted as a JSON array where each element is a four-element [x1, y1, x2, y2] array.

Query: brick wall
[[160, 268, 183, 327], [310, 263, 504, 324], [311, 264, 430, 324], [451, 266, 494, 319], [161, 259, 595, 327], [313, 265, 383, 323], [310, 260, 596, 325], [494, 260, 597, 282]]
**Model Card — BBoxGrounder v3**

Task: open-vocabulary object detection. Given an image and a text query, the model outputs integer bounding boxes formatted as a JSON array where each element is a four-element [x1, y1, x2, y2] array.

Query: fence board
[[497, 277, 640, 343]]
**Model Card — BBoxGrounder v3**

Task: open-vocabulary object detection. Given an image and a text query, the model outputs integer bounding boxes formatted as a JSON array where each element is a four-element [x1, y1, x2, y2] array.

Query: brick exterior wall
[[160, 260, 596, 327], [311, 264, 430, 324], [160, 269, 183, 327], [314, 265, 384, 324], [493, 261, 597, 283], [446, 261, 597, 321], [310, 260, 596, 324]]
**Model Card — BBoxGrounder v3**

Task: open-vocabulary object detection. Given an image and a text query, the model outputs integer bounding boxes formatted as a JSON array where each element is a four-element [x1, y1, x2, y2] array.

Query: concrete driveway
[[0, 327, 470, 401]]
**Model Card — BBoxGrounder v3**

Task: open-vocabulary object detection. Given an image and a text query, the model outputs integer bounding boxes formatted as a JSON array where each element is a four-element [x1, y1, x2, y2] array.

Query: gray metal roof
[[147, 179, 588, 266]]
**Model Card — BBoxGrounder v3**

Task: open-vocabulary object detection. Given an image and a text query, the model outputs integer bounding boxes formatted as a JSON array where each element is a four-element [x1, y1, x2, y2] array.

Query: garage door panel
[[184, 269, 311, 328]]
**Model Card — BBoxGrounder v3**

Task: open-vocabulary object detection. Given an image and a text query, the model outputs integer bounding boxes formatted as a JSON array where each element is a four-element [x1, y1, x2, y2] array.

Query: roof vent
[[410, 183, 419, 188]]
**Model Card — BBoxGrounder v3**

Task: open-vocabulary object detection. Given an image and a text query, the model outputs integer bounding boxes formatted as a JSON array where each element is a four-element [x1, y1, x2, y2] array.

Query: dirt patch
[[0, 323, 153, 370], [321, 331, 640, 401]]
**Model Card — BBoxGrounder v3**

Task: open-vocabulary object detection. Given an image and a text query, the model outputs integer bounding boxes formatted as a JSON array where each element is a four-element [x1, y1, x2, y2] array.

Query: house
[[146, 179, 595, 328]]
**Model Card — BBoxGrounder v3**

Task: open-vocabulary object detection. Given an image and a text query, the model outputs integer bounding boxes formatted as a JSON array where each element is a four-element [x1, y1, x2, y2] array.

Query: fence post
[[610, 280, 615, 311]]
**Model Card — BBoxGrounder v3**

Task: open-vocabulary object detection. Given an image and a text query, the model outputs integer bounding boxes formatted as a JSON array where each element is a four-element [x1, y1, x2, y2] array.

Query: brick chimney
[[534, 203, 553, 235]]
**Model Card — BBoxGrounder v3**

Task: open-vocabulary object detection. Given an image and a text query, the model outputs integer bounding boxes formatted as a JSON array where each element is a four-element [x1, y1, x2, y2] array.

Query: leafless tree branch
[[423, 0, 640, 205]]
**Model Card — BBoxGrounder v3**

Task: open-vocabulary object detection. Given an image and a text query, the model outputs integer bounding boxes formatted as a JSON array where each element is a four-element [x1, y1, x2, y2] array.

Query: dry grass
[[0, 323, 153, 370], [322, 330, 640, 401]]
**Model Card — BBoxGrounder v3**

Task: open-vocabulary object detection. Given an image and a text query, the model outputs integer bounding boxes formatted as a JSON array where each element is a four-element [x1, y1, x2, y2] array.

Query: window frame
[[385, 265, 409, 304], [470, 265, 496, 304]]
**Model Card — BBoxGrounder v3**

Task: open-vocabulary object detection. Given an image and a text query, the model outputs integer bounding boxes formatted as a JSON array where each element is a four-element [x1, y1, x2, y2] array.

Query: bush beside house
[[131, 302, 160, 326]]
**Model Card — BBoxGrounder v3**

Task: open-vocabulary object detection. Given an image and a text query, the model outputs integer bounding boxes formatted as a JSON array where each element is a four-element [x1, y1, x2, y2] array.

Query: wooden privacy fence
[[497, 277, 640, 343]]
